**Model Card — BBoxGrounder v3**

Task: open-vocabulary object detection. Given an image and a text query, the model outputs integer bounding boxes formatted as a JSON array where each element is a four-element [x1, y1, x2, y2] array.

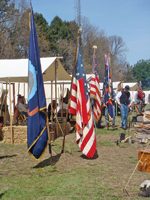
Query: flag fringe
[[28, 141, 48, 162], [28, 124, 47, 161], [108, 113, 113, 121]]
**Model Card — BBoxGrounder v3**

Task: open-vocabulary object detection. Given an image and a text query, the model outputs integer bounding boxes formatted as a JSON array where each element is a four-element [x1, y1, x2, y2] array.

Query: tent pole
[[24, 83, 25, 99], [55, 60, 58, 137], [1, 84, 3, 118], [13, 83, 15, 119], [17, 83, 20, 123], [4, 81, 8, 124], [9, 79, 13, 144], [51, 81, 53, 122], [61, 83, 64, 117]]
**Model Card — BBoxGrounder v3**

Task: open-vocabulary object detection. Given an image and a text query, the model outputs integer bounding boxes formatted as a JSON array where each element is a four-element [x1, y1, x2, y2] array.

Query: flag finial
[[93, 45, 97, 49]]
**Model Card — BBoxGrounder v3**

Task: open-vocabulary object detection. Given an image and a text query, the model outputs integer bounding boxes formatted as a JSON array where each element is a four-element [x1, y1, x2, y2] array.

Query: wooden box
[[138, 149, 150, 173]]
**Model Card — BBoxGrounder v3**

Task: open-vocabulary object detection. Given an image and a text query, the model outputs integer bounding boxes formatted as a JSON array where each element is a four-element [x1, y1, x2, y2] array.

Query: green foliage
[[132, 59, 150, 89], [48, 16, 78, 54], [34, 13, 49, 35]]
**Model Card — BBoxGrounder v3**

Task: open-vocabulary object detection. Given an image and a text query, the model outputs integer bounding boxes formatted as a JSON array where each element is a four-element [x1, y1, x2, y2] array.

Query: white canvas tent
[[0, 57, 71, 82], [0, 57, 71, 115]]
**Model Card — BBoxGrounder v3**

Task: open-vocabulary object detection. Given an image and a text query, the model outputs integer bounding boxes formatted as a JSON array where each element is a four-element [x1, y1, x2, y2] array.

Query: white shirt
[[56, 103, 68, 113], [113, 91, 116, 101], [116, 91, 133, 105], [17, 102, 27, 112], [134, 91, 138, 103]]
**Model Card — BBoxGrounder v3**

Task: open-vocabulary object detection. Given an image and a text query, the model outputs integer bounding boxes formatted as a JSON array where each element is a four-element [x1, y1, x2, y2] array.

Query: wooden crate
[[138, 149, 150, 173]]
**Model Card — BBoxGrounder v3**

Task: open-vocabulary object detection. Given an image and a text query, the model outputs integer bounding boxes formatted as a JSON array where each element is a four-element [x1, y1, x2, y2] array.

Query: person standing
[[116, 85, 132, 130], [136, 87, 144, 114], [103, 93, 116, 129]]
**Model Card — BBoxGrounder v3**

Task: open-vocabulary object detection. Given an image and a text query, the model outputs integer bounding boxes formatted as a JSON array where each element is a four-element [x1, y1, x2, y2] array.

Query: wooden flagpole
[[61, 33, 80, 153], [46, 110, 52, 166]]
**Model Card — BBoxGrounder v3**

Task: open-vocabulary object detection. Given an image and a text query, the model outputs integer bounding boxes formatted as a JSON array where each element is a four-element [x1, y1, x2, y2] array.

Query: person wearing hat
[[16, 94, 28, 117], [116, 85, 133, 130]]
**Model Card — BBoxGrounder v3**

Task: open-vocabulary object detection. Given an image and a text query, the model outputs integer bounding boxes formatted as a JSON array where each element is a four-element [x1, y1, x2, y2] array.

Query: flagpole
[[92, 45, 97, 130], [46, 110, 52, 166], [61, 31, 80, 154]]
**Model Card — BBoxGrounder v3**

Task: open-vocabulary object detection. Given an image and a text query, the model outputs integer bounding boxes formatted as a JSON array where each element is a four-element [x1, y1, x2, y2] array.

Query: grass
[[1, 108, 150, 199]]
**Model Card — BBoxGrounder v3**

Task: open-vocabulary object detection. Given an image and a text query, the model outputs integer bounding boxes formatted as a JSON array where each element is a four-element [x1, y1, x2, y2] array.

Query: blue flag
[[27, 8, 48, 161], [105, 53, 113, 120]]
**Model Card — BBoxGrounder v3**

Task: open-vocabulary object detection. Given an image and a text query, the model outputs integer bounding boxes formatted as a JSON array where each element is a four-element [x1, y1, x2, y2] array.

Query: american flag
[[70, 39, 96, 159], [90, 50, 101, 123], [105, 53, 113, 120]]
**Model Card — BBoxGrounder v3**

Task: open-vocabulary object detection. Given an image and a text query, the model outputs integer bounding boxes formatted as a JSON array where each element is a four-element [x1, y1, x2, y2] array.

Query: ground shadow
[[97, 126, 105, 129], [111, 128, 119, 131], [33, 153, 61, 168], [0, 192, 6, 198], [0, 154, 17, 159], [80, 149, 99, 160]]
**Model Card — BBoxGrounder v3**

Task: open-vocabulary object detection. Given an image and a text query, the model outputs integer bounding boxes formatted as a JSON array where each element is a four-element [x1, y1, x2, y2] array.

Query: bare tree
[[81, 16, 110, 81]]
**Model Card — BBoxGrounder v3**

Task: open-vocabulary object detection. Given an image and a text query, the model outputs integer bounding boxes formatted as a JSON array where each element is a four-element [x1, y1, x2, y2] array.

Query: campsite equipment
[[132, 116, 137, 122], [138, 149, 150, 173], [120, 133, 125, 141], [138, 180, 150, 197]]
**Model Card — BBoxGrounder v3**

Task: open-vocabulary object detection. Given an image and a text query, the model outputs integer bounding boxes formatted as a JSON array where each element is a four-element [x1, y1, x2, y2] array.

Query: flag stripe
[[90, 55, 101, 123], [70, 40, 96, 158]]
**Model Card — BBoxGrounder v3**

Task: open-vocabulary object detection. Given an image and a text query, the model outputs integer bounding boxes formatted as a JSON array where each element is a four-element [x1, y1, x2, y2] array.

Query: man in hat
[[116, 85, 133, 130], [16, 94, 28, 117]]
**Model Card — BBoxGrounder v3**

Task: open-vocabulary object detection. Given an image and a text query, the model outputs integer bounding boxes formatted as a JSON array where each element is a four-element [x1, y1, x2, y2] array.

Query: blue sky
[[32, 0, 150, 66]]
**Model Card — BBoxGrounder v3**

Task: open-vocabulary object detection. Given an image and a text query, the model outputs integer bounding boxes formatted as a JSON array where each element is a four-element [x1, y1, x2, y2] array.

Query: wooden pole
[[1, 83, 3, 117], [13, 83, 15, 117], [61, 83, 64, 117], [46, 110, 52, 166], [55, 60, 58, 137], [24, 83, 25, 98], [119, 70, 122, 91], [61, 34, 80, 153], [9, 79, 13, 144], [51, 81, 53, 122], [4, 82, 8, 124], [17, 83, 20, 122]]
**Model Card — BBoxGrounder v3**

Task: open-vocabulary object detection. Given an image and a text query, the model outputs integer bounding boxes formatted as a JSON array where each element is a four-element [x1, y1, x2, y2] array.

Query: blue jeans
[[136, 99, 145, 115], [120, 104, 128, 128], [105, 102, 115, 125], [96, 116, 102, 128], [136, 99, 141, 115]]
